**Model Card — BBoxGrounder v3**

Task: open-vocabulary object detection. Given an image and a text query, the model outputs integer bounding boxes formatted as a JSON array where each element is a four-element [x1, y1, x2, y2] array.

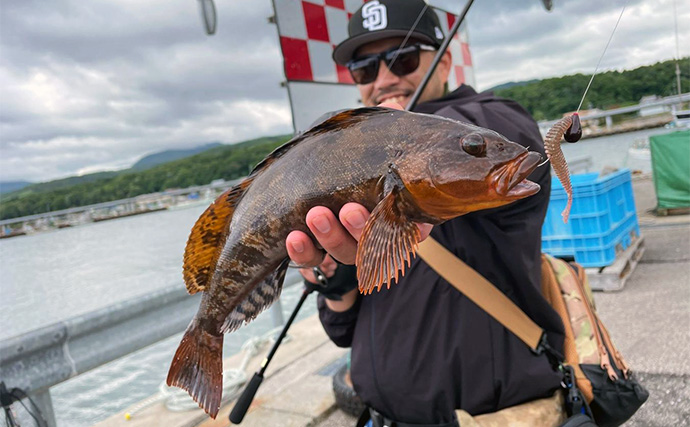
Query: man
[[285, 1, 565, 425]]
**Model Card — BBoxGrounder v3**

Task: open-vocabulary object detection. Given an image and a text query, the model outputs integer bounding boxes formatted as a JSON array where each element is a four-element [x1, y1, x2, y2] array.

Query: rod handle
[[229, 372, 263, 424]]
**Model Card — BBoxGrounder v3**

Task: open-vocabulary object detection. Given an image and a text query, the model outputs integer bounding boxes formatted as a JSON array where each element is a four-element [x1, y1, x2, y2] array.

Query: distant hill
[[16, 171, 121, 195], [131, 142, 222, 170], [487, 79, 539, 92], [0, 134, 292, 220], [0, 181, 33, 195], [3, 142, 225, 199], [493, 57, 689, 120]]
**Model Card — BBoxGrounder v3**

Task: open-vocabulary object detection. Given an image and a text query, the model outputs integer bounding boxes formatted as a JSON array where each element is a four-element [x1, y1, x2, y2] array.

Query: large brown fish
[[167, 107, 542, 417]]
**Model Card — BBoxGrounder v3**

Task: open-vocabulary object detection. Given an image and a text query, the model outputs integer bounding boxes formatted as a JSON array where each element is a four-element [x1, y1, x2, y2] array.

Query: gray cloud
[[467, 0, 688, 89], [1, 0, 688, 182]]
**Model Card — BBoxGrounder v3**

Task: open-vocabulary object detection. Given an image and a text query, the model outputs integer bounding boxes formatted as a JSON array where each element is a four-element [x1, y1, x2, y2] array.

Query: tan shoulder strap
[[416, 237, 544, 351]]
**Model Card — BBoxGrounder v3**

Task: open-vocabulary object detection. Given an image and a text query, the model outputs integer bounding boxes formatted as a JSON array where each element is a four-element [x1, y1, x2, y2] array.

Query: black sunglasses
[[346, 44, 436, 85]]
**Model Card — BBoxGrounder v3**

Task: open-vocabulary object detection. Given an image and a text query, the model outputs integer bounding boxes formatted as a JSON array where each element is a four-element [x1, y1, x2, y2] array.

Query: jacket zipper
[[597, 316, 631, 379]]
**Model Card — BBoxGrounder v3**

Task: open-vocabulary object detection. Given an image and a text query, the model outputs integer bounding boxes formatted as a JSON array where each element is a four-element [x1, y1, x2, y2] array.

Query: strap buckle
[[532, 332, 564, 369], [561, 365, 587, 417]]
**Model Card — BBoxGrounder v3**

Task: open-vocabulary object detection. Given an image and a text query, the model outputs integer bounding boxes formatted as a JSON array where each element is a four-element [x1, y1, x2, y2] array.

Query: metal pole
[[29, 390, 56, 427], [269, 299, 285, 328], [407, 0, 476, 111], [270, 0, 300, 135]]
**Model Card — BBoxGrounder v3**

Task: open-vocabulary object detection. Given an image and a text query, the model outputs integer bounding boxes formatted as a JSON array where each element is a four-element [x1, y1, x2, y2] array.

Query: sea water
[[0, 127, 668, 426]]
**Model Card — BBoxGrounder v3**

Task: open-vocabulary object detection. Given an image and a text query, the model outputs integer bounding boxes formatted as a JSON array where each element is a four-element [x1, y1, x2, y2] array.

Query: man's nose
[[373, 60, 401, 88]]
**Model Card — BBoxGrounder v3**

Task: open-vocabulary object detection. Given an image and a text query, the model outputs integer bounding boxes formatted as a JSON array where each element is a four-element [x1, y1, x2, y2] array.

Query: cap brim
[[332, 30, 438, 65]]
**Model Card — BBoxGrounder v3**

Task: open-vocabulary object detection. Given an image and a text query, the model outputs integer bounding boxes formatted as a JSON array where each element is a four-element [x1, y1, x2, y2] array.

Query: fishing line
[[576, 0, 629, 113], [538, 0, 630, 169]]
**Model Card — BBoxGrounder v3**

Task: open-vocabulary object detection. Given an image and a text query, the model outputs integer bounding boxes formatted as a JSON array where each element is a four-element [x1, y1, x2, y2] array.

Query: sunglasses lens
[[348, 45, 425, 84], [348, 57, 379, 84], [387, 46, 420, 77]]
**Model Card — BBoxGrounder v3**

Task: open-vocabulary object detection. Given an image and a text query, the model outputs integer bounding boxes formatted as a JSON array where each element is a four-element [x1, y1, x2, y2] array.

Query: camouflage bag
[[540, 254, 649, 427]]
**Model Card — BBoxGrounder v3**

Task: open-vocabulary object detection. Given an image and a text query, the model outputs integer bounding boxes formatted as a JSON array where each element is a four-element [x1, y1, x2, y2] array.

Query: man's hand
[[286, 203, 433, 268], [287, 203, 374, 267]]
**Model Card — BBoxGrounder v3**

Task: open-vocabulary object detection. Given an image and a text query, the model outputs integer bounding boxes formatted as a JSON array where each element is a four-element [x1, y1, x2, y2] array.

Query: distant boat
[[672, 109, 690, 128], [628, 137, 650, 160]]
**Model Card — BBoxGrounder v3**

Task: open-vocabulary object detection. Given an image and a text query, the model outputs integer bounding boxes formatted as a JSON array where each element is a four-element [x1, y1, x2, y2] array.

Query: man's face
[[353, 37, 451, 108]]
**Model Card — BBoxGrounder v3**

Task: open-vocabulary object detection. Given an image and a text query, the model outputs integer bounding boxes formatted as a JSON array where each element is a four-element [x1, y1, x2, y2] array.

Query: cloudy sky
[[1, 0, 688, 183]]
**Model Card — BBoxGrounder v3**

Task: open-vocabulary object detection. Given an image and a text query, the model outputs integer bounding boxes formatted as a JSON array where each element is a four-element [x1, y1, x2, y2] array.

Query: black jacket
[[317, 86, 565, 424]]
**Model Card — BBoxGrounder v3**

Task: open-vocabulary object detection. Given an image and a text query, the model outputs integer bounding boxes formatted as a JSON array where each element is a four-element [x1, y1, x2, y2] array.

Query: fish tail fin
[[166, 321, 224, 418]]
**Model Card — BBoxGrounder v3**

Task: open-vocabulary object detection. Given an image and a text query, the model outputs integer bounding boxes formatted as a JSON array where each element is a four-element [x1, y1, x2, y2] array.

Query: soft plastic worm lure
[[544, 113, 581, 223]]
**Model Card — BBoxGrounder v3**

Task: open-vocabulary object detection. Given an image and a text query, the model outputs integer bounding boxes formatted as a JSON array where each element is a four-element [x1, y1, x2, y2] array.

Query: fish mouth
[[494, 152, 542, 198]]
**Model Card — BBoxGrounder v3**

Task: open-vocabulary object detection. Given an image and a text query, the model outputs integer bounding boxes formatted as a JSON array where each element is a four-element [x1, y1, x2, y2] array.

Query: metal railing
[[0, 269, 302, 426], [0, 178, 242, 228], [538, 92, 690, 129], [566, 156, 593, 174]]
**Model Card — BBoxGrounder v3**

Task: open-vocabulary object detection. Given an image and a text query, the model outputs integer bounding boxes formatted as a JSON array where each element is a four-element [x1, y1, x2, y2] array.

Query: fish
[[544, 114, 579, 223], [166, 107, 543, 418]]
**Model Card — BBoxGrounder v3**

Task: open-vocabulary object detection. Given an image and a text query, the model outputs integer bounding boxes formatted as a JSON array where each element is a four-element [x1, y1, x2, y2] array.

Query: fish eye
[[461, 133, 486, 157]]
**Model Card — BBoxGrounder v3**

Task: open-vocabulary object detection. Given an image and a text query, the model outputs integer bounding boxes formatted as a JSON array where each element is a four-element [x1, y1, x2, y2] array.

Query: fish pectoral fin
[[183, 180, 253, 294], [355, 186, 421, 295], [221, 258, 290, 334]]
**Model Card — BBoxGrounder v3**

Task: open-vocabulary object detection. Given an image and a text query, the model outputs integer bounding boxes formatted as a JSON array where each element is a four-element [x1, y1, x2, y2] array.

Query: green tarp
[[650, 130, 690, 210]]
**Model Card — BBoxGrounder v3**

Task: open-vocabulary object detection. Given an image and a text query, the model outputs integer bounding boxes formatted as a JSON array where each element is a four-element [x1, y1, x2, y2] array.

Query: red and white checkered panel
[[437, 9, 475, 90], [274, 0, 475, 89]]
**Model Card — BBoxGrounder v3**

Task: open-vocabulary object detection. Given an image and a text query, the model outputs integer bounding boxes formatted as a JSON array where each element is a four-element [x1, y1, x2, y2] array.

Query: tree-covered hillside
[[0, 135, 290, 220], [494, 58, 689, 121]]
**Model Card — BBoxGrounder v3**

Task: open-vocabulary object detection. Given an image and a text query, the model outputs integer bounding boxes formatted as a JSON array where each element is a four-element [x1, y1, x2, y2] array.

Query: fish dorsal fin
[[249, 107, 390, 176], [221, 258, 290, 333], [182, 179, 253, 294], [303, 107, 390, 136], [248, 137, 302, 176], [355, 175, 421, 295]]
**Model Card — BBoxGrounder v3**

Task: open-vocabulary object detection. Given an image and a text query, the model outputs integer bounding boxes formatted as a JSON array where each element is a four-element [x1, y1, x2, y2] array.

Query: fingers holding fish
[[286, 230, 325, 267], [339, 202, 370, 241], [286, 205, 361, 266], [416, 223, 434, 241], [340, 202, 433, 242], [306, 206, 360, 264]]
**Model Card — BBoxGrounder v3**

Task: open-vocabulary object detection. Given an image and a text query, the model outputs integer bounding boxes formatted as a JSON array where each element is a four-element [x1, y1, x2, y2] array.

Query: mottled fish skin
[[167, 107, 543, 418], [544, 115, 574, 223]]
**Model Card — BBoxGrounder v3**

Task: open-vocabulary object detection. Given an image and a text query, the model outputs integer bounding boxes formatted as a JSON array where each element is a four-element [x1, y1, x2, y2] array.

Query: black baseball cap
[[332, 0, 445, 65]]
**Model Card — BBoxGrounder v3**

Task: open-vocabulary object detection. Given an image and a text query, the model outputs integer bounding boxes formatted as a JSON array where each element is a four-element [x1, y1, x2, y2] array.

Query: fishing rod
[[228, 268, 327, 424], [407, 0, 475, 111]]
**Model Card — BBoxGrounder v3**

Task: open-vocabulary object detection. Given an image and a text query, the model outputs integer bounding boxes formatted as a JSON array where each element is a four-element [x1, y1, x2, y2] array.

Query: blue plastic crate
[[541, 169, 640, 267]]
